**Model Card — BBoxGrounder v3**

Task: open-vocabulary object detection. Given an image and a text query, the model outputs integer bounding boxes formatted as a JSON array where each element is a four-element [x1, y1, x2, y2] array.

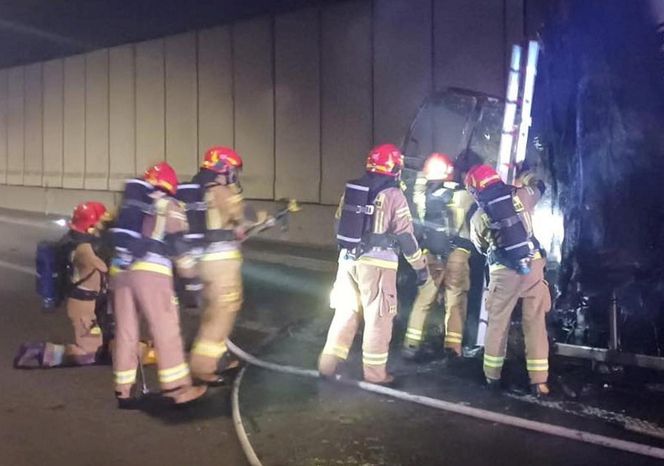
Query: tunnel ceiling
[[0, 0, 346, 68]]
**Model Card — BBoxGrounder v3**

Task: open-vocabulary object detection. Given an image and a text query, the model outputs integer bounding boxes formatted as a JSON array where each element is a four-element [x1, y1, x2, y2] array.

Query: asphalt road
[[1, 213, 664, 466]]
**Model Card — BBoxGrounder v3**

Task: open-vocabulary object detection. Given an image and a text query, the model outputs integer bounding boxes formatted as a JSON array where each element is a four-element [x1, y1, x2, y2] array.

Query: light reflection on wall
[[532, 198, 564, 264]]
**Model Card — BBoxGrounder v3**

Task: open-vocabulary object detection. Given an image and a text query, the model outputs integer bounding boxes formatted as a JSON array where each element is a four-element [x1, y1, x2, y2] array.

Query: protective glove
[[415, 266, 430, 287]]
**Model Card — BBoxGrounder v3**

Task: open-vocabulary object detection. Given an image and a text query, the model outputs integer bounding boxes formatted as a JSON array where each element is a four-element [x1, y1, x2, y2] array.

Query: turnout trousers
[[40, 298, 103, 367], [483, 258, 551, 384], [405, 249, 471, 354], [319, 258, 398, 383], [189, 257, 243, 381], [112, 270, 196, 400]]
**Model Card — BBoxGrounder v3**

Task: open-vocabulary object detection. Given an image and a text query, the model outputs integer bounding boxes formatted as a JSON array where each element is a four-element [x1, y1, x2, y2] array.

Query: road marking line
[[0, 259, 37, 276], [0, 215, 64, 231]]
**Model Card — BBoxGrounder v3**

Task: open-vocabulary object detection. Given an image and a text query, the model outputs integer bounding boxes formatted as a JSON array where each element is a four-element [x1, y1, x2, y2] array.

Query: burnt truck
[[399, 81, 664, 375]]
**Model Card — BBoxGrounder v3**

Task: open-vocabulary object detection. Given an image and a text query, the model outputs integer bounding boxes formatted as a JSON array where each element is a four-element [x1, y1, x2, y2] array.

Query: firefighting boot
[[163, 384, 208, 406], [367, 373, 397, 387], [531, 383, 550, 398], [217, 351, 240, 374], [401, 345, 423, 362], [485, 377, 502, 393], [116, 394, 145, 410], [13, 342, 46, 368]]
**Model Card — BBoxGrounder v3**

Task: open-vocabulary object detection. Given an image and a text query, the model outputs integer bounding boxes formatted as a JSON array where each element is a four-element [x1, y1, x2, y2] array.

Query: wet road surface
[[1, 212, 664, 466]]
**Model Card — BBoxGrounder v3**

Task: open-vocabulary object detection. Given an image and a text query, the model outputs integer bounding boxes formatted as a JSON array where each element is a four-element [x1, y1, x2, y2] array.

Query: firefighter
[[319, 144, 429, 385], [111, 162, 206, 408], [188, 146, 272, 385], [14, 202, 110, 368], [466, 164, 551, 397], [403, 153, 475, 360]]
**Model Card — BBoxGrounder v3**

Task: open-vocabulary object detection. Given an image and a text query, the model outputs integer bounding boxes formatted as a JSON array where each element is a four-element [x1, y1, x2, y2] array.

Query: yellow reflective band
[[483, 354, 505, 368], [130, 261, 173, 276], [446, 331, 462, 338], [406, 328, 423, 336], [201, 250, 242, 262], [406, 335, 423, 342], [109, 265, 124, 277], [323, 344, 349, 360], [177, 256, 197, 269], [527, 366, 549, 372], [483, 361, 504, 369], [363, 352, 389, 365], [396, 206, 412, 219], [526, 358, 549, 371], [168, 210, 187, 222], [220, 291, 242, 303], [191, 340, 228, 359], [484, 354, 505, 362], [228, 194, 243, 205], [374, 208, 385, 234], [90, 326, 102, 336], [158, 363, 190, 384], [455, 248, 471, 255], [114, 369, 137, 385], [445, 335, 462, 344], [405, 249, 423, 263], [357, 256, 398, 270]]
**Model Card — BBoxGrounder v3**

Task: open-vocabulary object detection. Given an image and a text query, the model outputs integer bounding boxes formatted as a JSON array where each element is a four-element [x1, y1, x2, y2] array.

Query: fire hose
[[226, 339, 664, 466]]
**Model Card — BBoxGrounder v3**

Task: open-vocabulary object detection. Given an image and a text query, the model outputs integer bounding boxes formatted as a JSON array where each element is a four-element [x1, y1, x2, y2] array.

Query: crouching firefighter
[[109, 162, 206, 408], [183, 146, 273, 385], [466, 164, 551, 397], [403, 153, 475, 360], [319, 144, 429, 385], [15, 202, 110, 368]]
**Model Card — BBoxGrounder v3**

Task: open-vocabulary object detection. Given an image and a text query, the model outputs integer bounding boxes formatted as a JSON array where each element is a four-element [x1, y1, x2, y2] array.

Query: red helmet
[[423, 152, 454, 181], [366, 144, 403, 177], [70, 202, 107, 234], [144, 161, 178, 195], [202, 146, 243, 174], [464, 164, 501, 193]]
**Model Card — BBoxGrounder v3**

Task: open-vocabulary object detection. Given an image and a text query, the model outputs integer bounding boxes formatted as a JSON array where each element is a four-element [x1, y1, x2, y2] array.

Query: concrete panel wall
[[85, 49, 109, 190], [24, 63, 43, 187], [63, 56, 86, 188], [320, 0, 372, 204], [374, 0, 433, 145], [42, 60, 64, 188], [275, 8, 321, 202], [0, 71, 7, 184], [7, 67, 24, 185], [434, 0, 506, 97], [233, 17, 274, 199], [0, 0, 533, 244], [135, 39, 165, 172], [198, 26, 234, 161], [109, 45, 136, 189], [165, 33, 197, 181]]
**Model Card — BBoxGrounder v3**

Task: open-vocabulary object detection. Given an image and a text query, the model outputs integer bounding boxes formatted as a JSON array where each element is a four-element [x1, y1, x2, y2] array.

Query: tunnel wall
[[0, 0, 539, 245]]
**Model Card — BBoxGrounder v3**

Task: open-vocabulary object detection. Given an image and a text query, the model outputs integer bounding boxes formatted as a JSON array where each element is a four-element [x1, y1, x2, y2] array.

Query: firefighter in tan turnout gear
[[319, 144, 429, 385], [466, 164, 551, 397], [403, 153, 475, 359], [188, 146, 271, 385], [14, 202, 110, 368], [111, 162, 206, 408]]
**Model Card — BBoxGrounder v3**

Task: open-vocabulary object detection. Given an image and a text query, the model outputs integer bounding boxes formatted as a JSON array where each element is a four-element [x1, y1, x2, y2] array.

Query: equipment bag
[[175, 183, 207, 247], [109, 179, 155, 265], [477, 183, 533, 274], [336, 179, 374, 250], [35, 234, 81, 310], [422, 184, 455, 257], [36, 240, 67, 310]]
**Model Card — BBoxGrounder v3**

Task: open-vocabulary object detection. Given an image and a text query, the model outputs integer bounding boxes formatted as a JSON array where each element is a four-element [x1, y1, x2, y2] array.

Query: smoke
[[536, 0, 664, 352]]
